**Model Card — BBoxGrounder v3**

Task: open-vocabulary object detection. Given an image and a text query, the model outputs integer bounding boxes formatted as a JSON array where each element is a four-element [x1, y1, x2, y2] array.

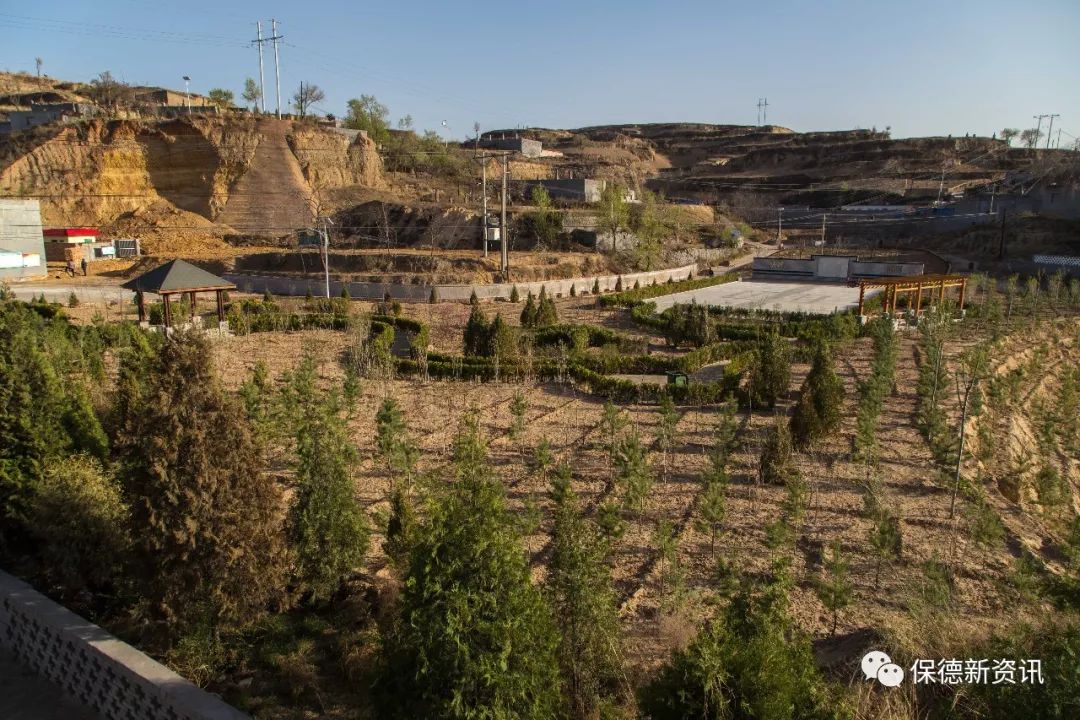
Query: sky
[[2, 0, 1078, 143]]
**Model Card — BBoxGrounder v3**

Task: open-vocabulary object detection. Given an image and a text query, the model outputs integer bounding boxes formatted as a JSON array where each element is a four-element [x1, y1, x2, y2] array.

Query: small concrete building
[[0, 103, 91, 135], [752, 254, 925, 282], [522, 178, 606, 203], [478, 136, 543, 158], [0, 199, 47, 280]]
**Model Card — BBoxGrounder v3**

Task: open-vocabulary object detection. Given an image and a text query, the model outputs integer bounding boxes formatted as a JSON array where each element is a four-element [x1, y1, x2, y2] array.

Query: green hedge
[[599, 272, 738, 308], [229, 312, 354, 335]]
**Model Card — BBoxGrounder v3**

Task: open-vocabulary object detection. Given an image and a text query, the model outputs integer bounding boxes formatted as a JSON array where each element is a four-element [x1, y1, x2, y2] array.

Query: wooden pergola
[[121, 259, 235, 328], [857, 274, 967, 316]]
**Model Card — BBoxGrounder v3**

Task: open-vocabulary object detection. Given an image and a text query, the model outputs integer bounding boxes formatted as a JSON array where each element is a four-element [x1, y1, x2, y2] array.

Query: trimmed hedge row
[[229, 311, 354, 335], [599, 272, 738, 308]]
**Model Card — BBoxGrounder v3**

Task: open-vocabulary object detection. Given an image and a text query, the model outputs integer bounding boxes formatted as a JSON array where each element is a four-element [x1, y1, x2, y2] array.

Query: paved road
[[7, 281, 133, 305], [0, 648, 102, 720]]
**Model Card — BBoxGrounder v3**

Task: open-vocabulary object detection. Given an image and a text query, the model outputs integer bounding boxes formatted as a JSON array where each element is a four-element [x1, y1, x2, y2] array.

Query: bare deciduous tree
[[292, 82, 325, 118]]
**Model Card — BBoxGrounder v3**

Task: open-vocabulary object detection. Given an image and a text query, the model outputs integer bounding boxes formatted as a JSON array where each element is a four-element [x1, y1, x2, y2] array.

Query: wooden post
[[915, 282, 923, 314], [136, 291, 146, 323], [858, 283, 866, 315], [958, 278, 967, 310], [216, 289, 225, 322], [189, 291, 196, 319], [938, 278, 946, 304], [162, 293, 172, 328]]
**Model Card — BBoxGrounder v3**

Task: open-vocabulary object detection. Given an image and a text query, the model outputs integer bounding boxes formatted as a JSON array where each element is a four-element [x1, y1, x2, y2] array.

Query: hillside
[[0, 114, 383, 251]]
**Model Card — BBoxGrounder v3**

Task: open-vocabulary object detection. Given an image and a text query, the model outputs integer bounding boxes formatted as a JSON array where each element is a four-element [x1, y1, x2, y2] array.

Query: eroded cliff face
[[0, 116, 384, 242], [288, 127, 384, 193]]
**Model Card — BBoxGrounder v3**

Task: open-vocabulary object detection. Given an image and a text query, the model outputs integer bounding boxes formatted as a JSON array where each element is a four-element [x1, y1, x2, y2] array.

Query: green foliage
[[343, 94, 390, 142], [759, 415, 797, 486], [29, 454, 129, 596], [914, 556, 955, 610], [509, 285, 520, 303], [813, 541, 853, 636], [67, 291, 79, 308], [0, 301, 111, 552], [596, 500, 626, 544], [207, 87, 234, 108], [967, 494, 1006, 549], [600, 272, 738, 309], [116, 332, 289, 634], [524, 186, 563, 248], [866, 505, 902, 587], [597, 183, 630, 252], [288, 379, 369, 603], [546, 463, 623, 717], [749, 331, 791, 409], [656, 393, 679, 476], [509, 389, 527, 440], [375, 397, 419, 485], [661, 303, 714, 348], [963, 621, 1080, 719], [465, 305, 521, 360], [854, 318, 899, 466], [789, 342, 844, 449], [654, 518, 686, 612], [377, 414, 562, 718], [616, 430, 653, 516], [639, 575, 849, 720]]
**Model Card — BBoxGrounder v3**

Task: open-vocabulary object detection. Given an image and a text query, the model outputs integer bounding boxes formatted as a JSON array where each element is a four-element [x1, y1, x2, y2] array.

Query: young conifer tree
[[377, 413, 561, 718], [117, 332, 288, 634], [546, 463, 622, 718], [289, 387, 369, 603]]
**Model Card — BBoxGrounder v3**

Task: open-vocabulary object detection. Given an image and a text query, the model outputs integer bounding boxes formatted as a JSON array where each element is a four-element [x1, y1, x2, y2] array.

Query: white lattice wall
[[0, 570, 248, 720]]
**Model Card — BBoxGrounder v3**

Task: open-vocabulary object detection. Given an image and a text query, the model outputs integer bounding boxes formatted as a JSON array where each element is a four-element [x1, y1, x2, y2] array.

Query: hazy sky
[[2, 0, 1078, 143]]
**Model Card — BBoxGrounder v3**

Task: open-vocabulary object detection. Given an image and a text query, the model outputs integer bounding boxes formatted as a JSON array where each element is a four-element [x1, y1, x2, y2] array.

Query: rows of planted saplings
[[5, 295, 1077, 719]]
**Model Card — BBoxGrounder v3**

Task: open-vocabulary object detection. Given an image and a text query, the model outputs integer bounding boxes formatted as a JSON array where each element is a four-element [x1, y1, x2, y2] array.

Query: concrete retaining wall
[[0, 570, 248, 720], [224, 263, 698, 301]]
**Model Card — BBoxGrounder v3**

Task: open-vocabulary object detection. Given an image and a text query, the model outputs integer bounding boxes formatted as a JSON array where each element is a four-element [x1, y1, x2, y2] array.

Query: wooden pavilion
[[857, 274, 967, 317], [121, 259, 235, 329]]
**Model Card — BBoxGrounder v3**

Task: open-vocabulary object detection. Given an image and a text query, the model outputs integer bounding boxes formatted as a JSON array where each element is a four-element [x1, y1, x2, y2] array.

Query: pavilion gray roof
[[121, 259, 235, 294]]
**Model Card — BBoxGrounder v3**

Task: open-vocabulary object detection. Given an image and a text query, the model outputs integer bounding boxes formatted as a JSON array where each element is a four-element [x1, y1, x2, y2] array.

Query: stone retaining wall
[[224, 263, 698, 301], [0, 570, 248, 720]]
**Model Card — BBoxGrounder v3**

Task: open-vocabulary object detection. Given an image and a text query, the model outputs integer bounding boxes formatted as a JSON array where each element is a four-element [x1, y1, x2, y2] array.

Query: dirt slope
[[216, 118, 313, 238]]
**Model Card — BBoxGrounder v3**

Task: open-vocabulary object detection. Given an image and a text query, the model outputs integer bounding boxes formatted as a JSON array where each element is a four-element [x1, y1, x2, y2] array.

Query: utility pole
[[1044, 114, 1059, 149], [776, 207, 783, 244], [319, 215, 332, 298], [1056, 128, 1062, 149], [756, 98, 762, 126], [253, 21, 267, 114], [820, 212, 827, 246], [481, 158, 489, 258], [762, 97, 768, 126], [936, 164, 946, 203], [500, 154, 509, 277], [182, 76, 191, 114], [270, 18, 283, 118], [1033, 115, 1048, 148]]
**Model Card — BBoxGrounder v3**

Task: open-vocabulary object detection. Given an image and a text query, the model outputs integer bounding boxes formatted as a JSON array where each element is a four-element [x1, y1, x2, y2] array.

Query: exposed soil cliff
[[0, 115, 385, 247]]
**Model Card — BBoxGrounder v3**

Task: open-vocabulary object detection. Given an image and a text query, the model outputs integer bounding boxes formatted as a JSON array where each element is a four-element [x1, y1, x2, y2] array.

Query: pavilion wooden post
[[136, 291, 146, 323], [188, 291, 196, 319], [162, 293, 173, 328], [958, 278, 967, 310], [915, 282, 923, 314], [215, 289, 225, 322], [858, 283, 866, 315], [938, 278, 946, 304]]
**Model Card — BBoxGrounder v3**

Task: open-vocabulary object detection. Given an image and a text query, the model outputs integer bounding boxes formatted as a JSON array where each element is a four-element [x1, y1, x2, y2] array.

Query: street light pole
[[318, 215, 333, 298], [500, 153, 509, 277], [776, 207, 784, 245], [182, 76, 191, 113]]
